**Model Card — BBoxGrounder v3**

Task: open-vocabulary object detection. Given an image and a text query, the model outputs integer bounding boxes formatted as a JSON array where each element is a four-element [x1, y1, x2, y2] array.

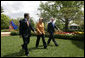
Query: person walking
[[36, 18, 47, 49], [47, 18, 59, 46], [19, 13, 36, 56]]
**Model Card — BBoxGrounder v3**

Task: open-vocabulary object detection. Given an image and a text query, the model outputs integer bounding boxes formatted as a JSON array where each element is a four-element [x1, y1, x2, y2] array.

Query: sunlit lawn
[[1, 36, 84, 57]]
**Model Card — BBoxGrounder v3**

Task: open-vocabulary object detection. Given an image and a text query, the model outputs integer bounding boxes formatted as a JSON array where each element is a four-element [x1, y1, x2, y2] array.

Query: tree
[[38, 1, 84, 32], [30, 17, 35, 28], [1, 14, 10, 29], [1, 6, 4, 13], [1, 6, 10, 29]]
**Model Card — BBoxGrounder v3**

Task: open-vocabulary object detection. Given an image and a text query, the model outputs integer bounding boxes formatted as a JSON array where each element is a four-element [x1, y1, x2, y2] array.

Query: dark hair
[[24, 13, 29, 18]]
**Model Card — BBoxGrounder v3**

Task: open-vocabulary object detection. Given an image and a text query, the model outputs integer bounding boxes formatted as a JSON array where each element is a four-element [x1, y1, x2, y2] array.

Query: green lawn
[[1, 36, 84, 57], [1, 29, 9, 32]]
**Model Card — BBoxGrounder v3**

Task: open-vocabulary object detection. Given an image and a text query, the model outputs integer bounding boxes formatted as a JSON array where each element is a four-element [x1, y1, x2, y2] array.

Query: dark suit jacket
[[19, 19, 35, 37], [47, 22, 58, 33]]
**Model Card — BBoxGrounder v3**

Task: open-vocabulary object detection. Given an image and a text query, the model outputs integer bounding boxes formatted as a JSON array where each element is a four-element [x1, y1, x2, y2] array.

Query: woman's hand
[[39, 32, 42, 34]]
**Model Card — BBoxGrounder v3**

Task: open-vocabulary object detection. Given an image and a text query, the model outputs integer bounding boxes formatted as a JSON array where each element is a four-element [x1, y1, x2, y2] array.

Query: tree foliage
[[1, 14, 10, 29], [30, 17, 35, 28], [38, 1, 84, 31], [1, 6, 4, 13]]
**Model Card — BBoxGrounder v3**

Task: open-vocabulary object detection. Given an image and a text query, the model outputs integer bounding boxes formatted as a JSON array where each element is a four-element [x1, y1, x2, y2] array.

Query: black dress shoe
[[44, 46, 47, 49], [26, 54, 29, 56], [55, 44, 59, 46], [21, 45, 25, 50], [36, 46, 38, 48]]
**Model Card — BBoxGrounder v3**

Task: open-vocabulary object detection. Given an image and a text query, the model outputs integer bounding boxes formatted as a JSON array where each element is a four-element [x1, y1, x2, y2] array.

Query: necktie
[[25, 18, 29, 27], [27, 21, 29, 27]]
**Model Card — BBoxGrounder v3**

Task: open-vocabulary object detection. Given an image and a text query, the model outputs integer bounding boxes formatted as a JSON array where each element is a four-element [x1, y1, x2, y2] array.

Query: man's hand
[[34, 31, 37, 34]]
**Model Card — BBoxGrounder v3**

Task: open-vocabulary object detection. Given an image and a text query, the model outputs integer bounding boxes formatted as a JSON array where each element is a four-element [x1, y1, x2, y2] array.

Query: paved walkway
[[1, 32, 11, 36]]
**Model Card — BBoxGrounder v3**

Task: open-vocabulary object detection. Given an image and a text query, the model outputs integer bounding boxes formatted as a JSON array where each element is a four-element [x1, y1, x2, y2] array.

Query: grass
[[1, 29, 9, 32], [1, 36, 84, 57], [1, 29, 18, 32]]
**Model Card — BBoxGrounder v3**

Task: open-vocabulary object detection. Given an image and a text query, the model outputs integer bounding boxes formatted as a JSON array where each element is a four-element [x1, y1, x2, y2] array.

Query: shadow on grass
[[2, 45, 48, 57], [3, 49, 25, 57], [48, 44, 55, 47], [29, 45, 49, 51], [71, 40, 84, 50]]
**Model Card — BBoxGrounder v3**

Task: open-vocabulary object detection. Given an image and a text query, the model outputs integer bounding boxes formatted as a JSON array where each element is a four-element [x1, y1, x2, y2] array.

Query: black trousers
[[47, 32, 58, 46], [36, 34, 47, 48], [22, 35, 30, 55]]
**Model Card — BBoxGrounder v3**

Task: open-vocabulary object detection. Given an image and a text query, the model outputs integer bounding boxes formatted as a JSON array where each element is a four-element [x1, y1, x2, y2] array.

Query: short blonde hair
[[39, 17, 43, 21], [40, 17, 43, 19]]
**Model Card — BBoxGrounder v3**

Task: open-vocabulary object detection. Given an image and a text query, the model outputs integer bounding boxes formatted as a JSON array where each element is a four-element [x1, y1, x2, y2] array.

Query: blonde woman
[[36, 18, 47, 49]]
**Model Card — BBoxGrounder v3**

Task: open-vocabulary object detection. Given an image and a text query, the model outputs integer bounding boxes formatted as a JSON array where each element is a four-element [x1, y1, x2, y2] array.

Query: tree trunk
[[64, 19, 69, 32]]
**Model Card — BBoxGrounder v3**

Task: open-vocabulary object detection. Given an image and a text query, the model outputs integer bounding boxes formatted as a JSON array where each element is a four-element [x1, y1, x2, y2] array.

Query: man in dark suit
[[19, 13, 36, 56], [47, 18, 58, 46]]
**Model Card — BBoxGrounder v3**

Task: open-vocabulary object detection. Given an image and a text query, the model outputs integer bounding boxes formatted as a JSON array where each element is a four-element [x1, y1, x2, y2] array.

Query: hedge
[[54, 34, 84, 41], [10, 31, 19, 36], [10, 31, 84, 41]]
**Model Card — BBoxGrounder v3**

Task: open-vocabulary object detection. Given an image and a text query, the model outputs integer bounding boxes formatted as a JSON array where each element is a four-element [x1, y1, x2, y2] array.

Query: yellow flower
[[74, 32, 84, 34]]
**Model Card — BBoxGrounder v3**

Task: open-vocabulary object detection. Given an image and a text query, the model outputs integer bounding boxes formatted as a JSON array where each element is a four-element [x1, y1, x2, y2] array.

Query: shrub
[[10, 30, 84, 41], [54, 33, 84, 41], [11, 31, 19, 36], [73, 33, 84, 40], [15, 29, 19, 31], [30, 31, 84, 41]]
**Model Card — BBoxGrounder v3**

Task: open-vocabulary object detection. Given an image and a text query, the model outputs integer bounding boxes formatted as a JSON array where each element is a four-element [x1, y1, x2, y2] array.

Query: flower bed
[[54, 31, 84, 41], [54, 31, 84, 35], [10, 31, 84, 41]]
